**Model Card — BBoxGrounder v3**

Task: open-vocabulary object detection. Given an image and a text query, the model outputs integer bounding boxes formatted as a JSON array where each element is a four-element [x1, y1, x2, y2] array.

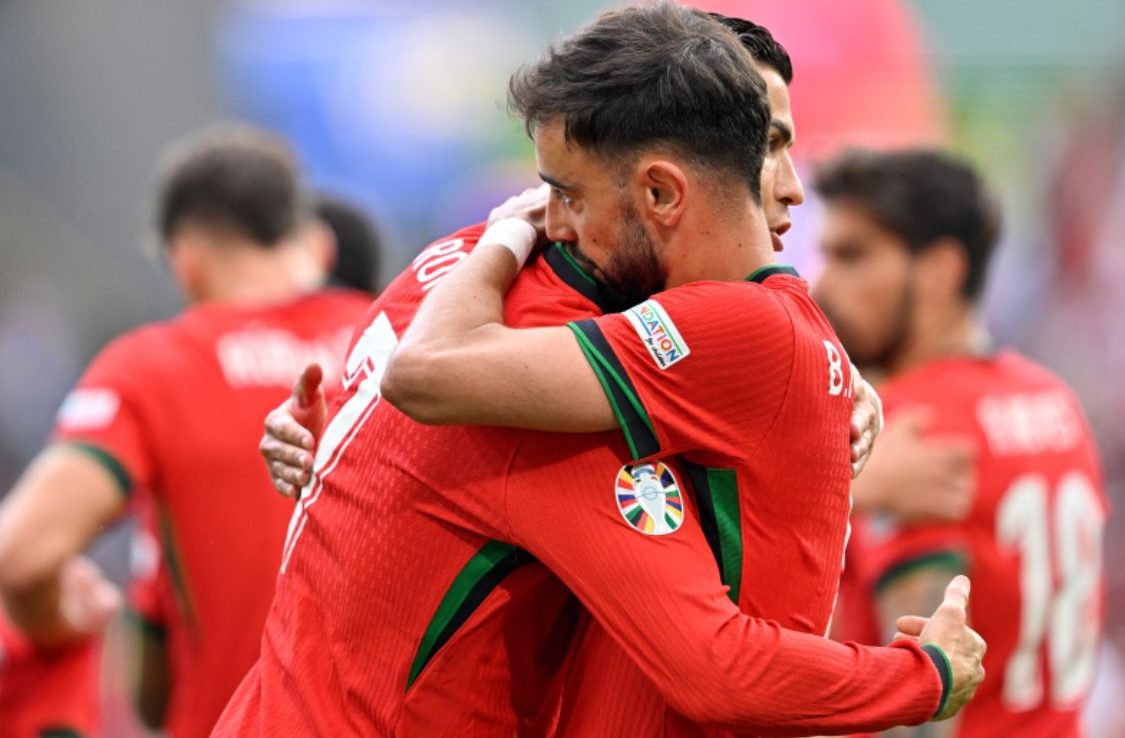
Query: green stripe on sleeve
[[707, 468, 743, 604], [408, 541, 531, 689], [566, 321, 660, 459], [922, 643, 954, 717], [685, 464, 744, 604], [66, 441, 132, 496]]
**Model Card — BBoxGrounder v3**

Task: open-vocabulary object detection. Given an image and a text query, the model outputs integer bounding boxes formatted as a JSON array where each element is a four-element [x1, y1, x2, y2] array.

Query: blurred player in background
[[229, 7, 983, 737], [0, 556, 117, 738], [815, 149, 1107, 738], [0, 124, 371, 738], [316, 194, 384, 295]]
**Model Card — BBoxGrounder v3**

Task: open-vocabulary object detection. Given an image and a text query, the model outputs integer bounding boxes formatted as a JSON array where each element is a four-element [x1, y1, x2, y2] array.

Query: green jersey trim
[[875, 550, 967, 593], [685, 464, 743, 603], [747, 264, 799, 284], [66, 441, 132, 497], [155, 505, 200, 637], [38, 729, 85, 738], [407, 541, 532, 689], [125, 607, 168, 640], [566, 320, 660, 460], [544, 243, 636, 313], [921, 643, 954, 718]]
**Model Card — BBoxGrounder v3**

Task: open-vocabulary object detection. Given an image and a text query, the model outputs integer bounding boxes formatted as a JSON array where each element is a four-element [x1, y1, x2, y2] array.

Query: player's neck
[[188, 242, 324, 306], [662, 206, 774, 287], [887, 305, 987, 376]]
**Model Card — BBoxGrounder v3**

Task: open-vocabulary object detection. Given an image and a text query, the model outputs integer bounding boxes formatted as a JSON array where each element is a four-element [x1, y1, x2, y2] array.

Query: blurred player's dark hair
[[710, 13, 793, 84], [508, 2, 771, 203], [814, 149, 1002, 300], [156, 123, 311, 247], [316, 195, 383, 295]]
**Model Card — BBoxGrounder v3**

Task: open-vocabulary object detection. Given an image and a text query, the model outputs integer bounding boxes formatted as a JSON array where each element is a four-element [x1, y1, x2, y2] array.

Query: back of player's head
[[156, 123, 310, 248], [814, 148, 1002, 301], [316, 195, 383, 295], [709, 13, 793, 84], [508, 1, 771, 203]]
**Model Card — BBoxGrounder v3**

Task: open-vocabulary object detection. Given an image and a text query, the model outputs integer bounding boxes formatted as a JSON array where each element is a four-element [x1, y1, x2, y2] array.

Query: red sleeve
[[862, 518, 970, 595], [51, 331, 163, 494], [566, 281, 796, 462], [503, 439, 945, 735]]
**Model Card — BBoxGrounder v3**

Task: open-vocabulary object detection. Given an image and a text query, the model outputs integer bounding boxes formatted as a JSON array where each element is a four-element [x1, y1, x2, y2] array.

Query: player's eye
[[552, 187, 574, 207]]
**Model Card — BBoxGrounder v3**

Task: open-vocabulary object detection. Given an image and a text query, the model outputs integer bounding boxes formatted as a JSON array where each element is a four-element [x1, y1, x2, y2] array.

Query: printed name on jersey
[[977, 390, 1080, 456], [624, 300, 690, 370], [216, 327, 351, 389], [57, 388, 121, 430], [615, 461, 685, 535]]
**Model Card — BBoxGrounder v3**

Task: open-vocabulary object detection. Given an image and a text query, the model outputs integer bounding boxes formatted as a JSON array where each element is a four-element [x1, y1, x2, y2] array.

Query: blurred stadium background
[[0, 0, 1122, 735]]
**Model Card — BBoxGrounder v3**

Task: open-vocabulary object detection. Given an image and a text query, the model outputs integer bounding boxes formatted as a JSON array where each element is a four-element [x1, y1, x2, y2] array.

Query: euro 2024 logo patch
[[615, 461, 685, 535]]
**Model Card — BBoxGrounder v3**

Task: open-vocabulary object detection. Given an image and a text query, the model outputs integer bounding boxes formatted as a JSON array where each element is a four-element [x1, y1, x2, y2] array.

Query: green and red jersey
[[841, 352, 1107, 738], [215, 225, 947, 738], [51, 289, 371, 738]]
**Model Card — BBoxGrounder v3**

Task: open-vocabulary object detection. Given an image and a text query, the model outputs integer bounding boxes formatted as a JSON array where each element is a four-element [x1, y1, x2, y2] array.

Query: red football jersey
[[550, 271, 880, 737], [52, 288, 371, 738], [847, 352, 1107, 738], [0, 608, 100, 738], [216, 231, 946, 738]]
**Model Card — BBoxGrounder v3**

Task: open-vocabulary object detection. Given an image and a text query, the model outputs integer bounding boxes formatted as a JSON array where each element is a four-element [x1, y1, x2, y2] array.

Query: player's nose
[[544, 201, 577, 244]]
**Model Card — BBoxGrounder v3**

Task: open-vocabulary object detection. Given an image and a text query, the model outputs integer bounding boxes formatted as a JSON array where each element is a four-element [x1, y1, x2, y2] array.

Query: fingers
[[273, 477, 300, 501], [264, 408, 315, 451], [268, 459, 310, 488], [261, 429, 314, 469], [292, 364, 324, 409], [895, 615, 929, 637]]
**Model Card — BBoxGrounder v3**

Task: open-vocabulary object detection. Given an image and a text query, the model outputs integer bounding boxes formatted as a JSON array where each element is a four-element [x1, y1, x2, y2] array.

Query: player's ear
[[307, 219, 338, 275], [639, 159, 687, 228], [917, 237, 968, 303], [164, 230, 206, 301]]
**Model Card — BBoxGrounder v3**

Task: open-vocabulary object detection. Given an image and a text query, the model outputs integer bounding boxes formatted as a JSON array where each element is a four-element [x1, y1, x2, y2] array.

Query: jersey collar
[[544, 242, 637, 314], [747, 264, 800, 283]]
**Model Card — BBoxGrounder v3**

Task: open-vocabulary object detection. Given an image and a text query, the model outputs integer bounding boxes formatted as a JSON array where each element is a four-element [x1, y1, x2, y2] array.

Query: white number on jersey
[[996, 471, 1104, 710], [281, 311, 400, 573]]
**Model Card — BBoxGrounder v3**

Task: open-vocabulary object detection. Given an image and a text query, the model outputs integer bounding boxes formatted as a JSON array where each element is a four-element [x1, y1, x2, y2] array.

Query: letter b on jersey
[[824, 340, 845, 397]]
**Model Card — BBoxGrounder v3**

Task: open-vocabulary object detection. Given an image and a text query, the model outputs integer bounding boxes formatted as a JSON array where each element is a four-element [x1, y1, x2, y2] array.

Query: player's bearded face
[[599, 202, 666, 304], [814, 205, 914, 369]]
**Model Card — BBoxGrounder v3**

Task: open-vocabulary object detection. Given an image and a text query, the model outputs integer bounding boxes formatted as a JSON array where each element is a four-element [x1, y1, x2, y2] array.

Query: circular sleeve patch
[[615, 461, 685, 535]]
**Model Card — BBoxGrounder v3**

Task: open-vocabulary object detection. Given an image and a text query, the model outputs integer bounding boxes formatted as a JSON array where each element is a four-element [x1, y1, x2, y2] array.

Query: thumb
[[293, 364, 324, 409], [942, 575, 972, 611]]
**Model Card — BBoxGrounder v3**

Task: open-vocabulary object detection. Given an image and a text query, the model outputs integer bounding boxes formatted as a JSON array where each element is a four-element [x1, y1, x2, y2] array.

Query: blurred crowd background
[[1, 0, 1123, 735]]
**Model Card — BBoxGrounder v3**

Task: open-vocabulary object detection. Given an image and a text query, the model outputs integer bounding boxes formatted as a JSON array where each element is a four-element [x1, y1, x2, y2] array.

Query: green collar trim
[[747, 264, 799, 283]]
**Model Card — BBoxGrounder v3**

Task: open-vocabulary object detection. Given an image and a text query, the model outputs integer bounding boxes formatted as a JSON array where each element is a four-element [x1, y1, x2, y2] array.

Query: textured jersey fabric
[[846, 352, 1107, 738], [52, 288, 371, 738]]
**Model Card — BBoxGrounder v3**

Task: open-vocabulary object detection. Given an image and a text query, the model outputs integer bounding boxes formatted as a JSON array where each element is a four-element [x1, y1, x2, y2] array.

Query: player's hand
[[260, 364, 324, 500], [849, 367, 883, 478], [853, 407, 977, 521], [487, 185, 549, 245], [58, 556, 121, 639], [897, 575, 986, 721]]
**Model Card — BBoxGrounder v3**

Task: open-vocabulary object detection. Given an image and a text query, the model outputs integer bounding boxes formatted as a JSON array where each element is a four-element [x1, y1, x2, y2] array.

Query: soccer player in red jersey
[[220, 7, 983, 737], [0, 558, 114, 738], [0, 125, 372, 738], [814, 149, 1108, 738]]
